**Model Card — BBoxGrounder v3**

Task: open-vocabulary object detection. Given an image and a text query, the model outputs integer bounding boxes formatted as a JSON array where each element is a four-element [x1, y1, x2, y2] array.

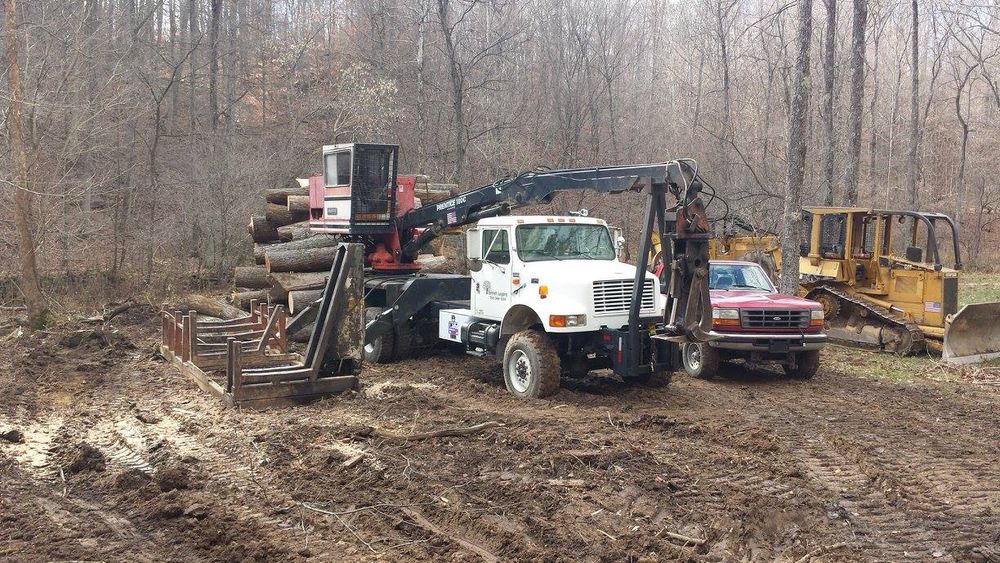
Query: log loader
[[286, 142, 719, 398]]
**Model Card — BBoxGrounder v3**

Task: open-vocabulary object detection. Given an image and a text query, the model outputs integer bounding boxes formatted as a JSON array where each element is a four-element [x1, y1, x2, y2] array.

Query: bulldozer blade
[[942, 302, 1000, 364]]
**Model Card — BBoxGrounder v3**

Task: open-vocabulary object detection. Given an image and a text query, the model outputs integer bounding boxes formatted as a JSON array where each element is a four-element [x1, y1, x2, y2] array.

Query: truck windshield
[[515, 224, 616, 262], [709, 263, 775, 292]]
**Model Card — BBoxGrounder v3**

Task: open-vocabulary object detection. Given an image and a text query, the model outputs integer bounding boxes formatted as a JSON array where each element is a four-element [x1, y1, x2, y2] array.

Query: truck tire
[[393, 317, 413, 361], [785, 350, 820, 379], [682, 342, 719, 379], [502, 330, 561, 398], [362, 307, 395, 364]]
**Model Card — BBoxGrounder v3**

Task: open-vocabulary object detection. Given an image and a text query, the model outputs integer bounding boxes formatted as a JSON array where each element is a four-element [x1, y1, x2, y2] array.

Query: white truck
[[435, 216, 663, 397]]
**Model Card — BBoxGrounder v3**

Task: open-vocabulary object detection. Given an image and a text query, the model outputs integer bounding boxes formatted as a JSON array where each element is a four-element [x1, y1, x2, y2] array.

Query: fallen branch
[[359, 421, 502, 441], [400, 507, 499, 562], [794, 542, 848, 563], [300, 502, 377, 553], [659, 529, 706, 546]]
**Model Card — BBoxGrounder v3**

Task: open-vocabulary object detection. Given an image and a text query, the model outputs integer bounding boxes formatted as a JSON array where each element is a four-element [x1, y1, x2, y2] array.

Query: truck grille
[[740, 309, 809, 329], [593, 279, 655, 314]]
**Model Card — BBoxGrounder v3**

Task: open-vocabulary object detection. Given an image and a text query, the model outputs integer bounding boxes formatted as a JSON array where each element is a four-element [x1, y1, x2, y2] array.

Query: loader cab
[[309, 143, 399, 235]]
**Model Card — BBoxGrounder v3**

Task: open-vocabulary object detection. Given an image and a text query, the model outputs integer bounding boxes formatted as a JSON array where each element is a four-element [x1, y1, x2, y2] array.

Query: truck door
[[473, 228, 512, 320]]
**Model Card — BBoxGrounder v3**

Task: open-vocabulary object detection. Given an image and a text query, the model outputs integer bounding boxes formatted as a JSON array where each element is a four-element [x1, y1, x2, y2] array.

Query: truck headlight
[[810, 309, 824, 320], [712, 308, 740, 328], [550, 314, 586, 328]]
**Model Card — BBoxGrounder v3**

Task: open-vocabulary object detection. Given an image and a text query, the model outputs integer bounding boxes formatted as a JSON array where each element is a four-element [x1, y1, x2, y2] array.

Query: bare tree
[[843, 0, 867, 205], [781, 0, 814, 294], [3, 0, 47, 326], [905, 0, 919, 211], [820, 0, 837, 205]]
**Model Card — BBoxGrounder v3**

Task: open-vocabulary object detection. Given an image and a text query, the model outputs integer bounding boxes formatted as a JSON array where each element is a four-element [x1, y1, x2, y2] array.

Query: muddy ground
[[0, 306, 997, 562]]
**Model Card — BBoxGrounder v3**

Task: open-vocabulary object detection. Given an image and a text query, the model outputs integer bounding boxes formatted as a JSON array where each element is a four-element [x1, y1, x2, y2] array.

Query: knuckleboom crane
[[299, 142, 716, 398]]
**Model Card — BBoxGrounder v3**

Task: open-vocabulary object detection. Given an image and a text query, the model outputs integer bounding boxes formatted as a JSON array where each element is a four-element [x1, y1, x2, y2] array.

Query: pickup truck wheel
[[682, 342, 719, 379], [785, 350, 820, 379], [362, 307, 395, 364], [503, 330, 561, 398]]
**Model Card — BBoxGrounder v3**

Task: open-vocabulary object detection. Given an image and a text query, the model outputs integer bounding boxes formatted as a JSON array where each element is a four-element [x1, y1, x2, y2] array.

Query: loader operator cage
[[322, 143, 399, 234]]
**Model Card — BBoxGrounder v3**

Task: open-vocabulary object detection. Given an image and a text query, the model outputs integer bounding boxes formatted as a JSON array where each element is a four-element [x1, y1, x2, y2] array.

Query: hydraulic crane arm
[[398, 160, 716, 343]]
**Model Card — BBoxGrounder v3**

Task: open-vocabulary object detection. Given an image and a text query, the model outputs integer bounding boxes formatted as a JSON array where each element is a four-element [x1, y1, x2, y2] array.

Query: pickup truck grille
[[593, 279, 655, 314], [740, 309, 809, 329]]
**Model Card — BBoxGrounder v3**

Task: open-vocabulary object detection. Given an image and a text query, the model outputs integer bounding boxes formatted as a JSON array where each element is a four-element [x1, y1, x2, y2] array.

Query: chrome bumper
[[707, 331, 827, 352]]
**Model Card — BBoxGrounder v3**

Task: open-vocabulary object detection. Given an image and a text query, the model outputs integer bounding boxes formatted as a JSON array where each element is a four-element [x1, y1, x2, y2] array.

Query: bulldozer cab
[[800, 207, 962, 329]]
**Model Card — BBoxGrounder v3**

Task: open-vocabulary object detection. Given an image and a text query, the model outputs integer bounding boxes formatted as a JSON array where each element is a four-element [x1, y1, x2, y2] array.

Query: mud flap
[[942, 302, 1000, 364]]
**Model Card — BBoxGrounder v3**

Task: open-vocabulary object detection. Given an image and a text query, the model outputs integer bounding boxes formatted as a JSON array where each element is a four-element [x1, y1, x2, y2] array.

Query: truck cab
[[680, 260, 826, 380], [439, 215, 669, 397]]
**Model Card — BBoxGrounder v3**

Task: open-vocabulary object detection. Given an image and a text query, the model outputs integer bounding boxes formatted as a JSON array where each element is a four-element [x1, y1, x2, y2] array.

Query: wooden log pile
[[231, 178, 336, 314]]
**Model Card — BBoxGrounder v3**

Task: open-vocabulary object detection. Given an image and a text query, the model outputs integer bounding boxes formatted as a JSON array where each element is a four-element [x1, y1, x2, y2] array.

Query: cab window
[[482, 229, 510, 264], [323, 151, 352, 186]]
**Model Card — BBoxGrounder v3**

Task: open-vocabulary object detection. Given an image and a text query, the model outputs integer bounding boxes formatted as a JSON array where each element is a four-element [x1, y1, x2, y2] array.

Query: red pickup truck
[[681, 260, 827, 379]]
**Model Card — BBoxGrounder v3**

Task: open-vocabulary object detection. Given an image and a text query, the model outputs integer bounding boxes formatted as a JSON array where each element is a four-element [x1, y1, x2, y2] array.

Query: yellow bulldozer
[[652, 207, 1000, 362]]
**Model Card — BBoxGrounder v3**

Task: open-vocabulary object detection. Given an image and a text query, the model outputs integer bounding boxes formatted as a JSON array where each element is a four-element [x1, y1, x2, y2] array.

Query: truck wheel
[[682, 342, 719, 379], [785, 350, 820, 379], [503, 330, 561, 398], [362, 307, 395, 364], [393, 317, 413, 361]]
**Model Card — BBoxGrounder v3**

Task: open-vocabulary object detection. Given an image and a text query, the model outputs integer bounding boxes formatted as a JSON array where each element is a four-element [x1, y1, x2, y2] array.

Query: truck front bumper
[[707, 332, 827, 352]]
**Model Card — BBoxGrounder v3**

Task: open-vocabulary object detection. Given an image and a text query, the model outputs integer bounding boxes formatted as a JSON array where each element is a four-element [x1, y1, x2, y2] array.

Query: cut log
[[173, 295, 244, 320], [268, 272, 328, 299], [231, 289, 269, 310], [248, 215, 279, 243], [277, 220, 312, 242], [233, 266, 270, 289], [288, 289, 324, 314], [265, 186, 308, 205], [286, 195, 310, 214], [265, 246, 339, 273], [264, 202, 302, 227], [253, 236, 340, 265]]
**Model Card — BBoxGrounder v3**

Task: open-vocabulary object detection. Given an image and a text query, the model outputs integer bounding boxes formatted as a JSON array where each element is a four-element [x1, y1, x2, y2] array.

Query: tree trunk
[[780, 0, 814, 294], [3, 0, 47, 328], [821, 0, 837, 205], [265, 184, 308, 205], [174, 295, 245, 319], [268, 271, 329, 300], [233, 266, 270, 289], [288, 289, 324, 314], [437, 0, 466, 185], [248, 215, 280, 243], [265, 246, 340, 273], [253, 236, 341, 265], [231, 289, 270, 310], [277, 221, 312, 242], [265, 202, 302, 227], [905, 0, 919, 210], [286, 194, 310, 214], [953, 65, 976, 236], [208, 0, 222, 129], [843, 0, 868, 205]]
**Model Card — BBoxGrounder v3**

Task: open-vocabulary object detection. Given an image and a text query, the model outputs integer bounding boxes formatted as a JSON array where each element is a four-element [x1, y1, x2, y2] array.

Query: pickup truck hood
[[710, 289, 820, 310]]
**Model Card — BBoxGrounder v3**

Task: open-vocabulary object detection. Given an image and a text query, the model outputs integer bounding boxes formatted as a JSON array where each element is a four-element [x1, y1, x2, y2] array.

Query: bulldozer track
[[807, 285, 926, 355]]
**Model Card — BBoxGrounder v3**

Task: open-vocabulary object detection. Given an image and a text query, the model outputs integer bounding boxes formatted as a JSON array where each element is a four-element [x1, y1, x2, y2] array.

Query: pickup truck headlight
[[810, 309, 824, 320], [712, 308, 740, 328], [550, 314, 586, 328]]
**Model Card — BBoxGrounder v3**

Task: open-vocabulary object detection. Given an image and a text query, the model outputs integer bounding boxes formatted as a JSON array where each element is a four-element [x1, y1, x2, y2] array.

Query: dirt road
[[1, 308, 998, 561]]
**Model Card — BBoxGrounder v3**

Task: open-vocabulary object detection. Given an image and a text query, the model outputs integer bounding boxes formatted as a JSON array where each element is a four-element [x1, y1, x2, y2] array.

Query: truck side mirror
[[466, 228, 481, 259], [466, 228, 482, 272]]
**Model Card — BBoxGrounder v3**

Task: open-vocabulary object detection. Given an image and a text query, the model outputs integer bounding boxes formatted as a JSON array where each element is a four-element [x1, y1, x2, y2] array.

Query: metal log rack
[[159, 244, 363, 408]]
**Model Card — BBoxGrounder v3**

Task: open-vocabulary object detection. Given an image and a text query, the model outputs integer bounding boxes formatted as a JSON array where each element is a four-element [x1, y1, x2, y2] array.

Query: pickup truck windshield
[[515, 224, 616, 262], [709, 263, 775, 292]]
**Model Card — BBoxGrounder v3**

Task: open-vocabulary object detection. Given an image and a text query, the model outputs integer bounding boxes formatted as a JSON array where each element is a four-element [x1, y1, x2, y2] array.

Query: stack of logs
[[233, 179, 336, 315], [232, 177, 463, 316]]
